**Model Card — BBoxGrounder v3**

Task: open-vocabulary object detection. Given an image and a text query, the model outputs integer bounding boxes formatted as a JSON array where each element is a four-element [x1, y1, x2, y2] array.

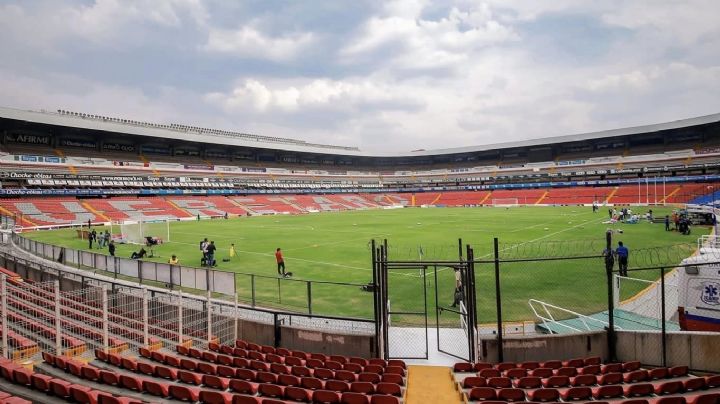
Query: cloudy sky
[[0, 0, 718, 153]]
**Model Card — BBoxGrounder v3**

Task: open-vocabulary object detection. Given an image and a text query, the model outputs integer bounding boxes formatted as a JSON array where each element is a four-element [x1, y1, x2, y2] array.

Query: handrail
[[528, 298, 622, 333]]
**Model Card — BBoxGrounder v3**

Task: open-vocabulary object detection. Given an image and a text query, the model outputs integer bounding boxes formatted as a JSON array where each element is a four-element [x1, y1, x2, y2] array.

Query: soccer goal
[[491, 198, 520, 207], [113, 219, 171, 245]]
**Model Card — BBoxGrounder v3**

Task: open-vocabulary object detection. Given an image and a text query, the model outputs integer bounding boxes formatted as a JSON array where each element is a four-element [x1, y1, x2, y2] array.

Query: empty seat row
[[460, 372, 712, 390], [179, 346, 405, 378], [1, 356, 141, 404]]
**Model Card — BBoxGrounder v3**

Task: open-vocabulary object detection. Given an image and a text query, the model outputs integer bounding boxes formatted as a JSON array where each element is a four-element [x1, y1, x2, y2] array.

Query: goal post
[[113, 219, 171, 245], [491, 198, 520, 207]]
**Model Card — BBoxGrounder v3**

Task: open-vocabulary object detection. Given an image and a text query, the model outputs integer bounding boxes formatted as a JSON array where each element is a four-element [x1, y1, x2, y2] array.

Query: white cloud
[[205, 78, 421, 113], [341, 1, 517, 71], [203, 26, 315, 61]]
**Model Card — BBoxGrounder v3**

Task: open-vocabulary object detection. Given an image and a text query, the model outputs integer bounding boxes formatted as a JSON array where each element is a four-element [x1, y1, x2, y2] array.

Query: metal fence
[[12, 233, 372, 320]]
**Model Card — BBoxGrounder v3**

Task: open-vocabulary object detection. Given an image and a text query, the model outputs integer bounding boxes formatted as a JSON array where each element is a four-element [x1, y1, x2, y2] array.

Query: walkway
[[405, 365, 461, 404]]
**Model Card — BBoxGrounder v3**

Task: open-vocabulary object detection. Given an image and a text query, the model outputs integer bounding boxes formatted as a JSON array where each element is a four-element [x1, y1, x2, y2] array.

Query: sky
[[0, 0, 718, 153]]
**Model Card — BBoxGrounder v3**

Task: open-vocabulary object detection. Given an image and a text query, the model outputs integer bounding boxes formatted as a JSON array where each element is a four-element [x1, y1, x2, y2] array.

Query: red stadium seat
[[655, 380, 684, 395], [301, 377, 325, 390], [144, 380, 170, 397], [325, 380, 350, 393], [376, 382, 401, 397], [655, 397, 687, 404], [271, 363, 291, 375], [542, 360, 562, 369], [313, 389, 341, 404], [236, 368, 258, 381], [563, 358, 585, 368], [598, 372, 623, 385], [370, 396, 400, 404], [120, 375, 144, 392], [601, 363, 622, 374], [571, 374, 597, 386], [229, 379, 259, 395], [70, 385, 100, 404], [199, 390, 234, 404], [497, 388, 525, 402], [648, 367, 669, 380], [683, 377, 706, 392], [259, 383, 285, 398], [31, 373, 53, 392], [487, 377, 512, 389], [279, 374, 302, 387], [689, 393, 720, 404], [340, 392, 369, 404], [543, 375, 570, 388], [622, 361, 641, 372], [381, 373, 404, 386], [232, 395, 261, 404], [624, 383, 654, 397], [468, 387, 496, 401], [199, 362, 218, 375], [358, 373, 381, 383], [504, 368, 527, 379], [555, 367, 578, 377], [514, 376, 541, 389], [519, 361, 540, 370], [496, 362, 516, 372], [463, 376, 486, 388], [593, 385, 624, 399], [561, 386, 592, 401], [203, 374, 231, 390], [257, 371, 279, 384], [285, 386, 313, 402], [624, 370, 648, 383], [349, 382, 374, 395], [169, 384, 201, 402], [580, 364, 601, 375], [670, 366, 689, 377], [293, 367, 313, 378], [528, 388, 559, 402], [452, 362, 473, 372], [178, 370, 203, 385], [50, 378, 73, 398], [474, 362, 493, 371]]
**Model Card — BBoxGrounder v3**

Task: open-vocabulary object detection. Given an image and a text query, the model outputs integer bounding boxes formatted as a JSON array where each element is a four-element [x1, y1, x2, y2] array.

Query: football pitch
[[23, 206, 707, 323]]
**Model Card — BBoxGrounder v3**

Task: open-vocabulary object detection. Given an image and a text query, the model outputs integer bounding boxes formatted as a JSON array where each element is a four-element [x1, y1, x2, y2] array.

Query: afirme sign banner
[[4, 133, 51, 145]]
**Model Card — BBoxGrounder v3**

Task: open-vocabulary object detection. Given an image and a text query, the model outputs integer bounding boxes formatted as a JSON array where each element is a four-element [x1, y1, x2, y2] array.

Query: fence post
[[1, 275, 7, 359], [307, 282, 312, 316], [493, 237, 504, 363], [207, 290, 213, 345], [234, 292, 239, 343], [277, 278, 282, 304], [660, 267, 667, 367], [102, 285, 109, 354], [54, 280, 62, 355], [251, 275, 256, 307], [273, 313, 280, 348], [142, 287, 149, 348], [605, 230, 617, 362], [177, 291, 184, 345]]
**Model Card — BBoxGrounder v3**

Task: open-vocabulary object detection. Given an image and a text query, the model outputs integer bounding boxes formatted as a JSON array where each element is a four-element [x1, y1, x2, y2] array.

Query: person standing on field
[[206, 241, 217, 267], [108, 240, 115, 257], [615, 241, 629, 277], [275, 248, 287, 277], [229, 243, 236, 259]]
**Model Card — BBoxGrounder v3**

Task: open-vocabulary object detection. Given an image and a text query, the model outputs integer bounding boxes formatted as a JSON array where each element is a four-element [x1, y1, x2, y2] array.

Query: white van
[[677, 254, 720, 331]]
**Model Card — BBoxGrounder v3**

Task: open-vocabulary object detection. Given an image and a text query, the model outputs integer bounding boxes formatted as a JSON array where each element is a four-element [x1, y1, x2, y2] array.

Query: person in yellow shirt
[[229, 243, 236, 259], [168, 255, 179, 265]]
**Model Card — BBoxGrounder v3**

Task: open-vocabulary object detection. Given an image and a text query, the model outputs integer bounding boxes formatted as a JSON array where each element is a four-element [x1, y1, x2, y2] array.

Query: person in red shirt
[[275, 248, 287, 277]]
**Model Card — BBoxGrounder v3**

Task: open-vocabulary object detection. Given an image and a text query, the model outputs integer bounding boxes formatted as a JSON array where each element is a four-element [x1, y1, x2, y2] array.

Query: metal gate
[[434, 246, 478, 361], [373, 240, 477, 362]]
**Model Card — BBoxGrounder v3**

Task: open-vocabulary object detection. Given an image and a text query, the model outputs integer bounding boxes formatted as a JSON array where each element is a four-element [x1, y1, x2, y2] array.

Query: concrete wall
[[478, 331, 608, 363], [281, 326, 376, 358], [616, 330, 720, 372]]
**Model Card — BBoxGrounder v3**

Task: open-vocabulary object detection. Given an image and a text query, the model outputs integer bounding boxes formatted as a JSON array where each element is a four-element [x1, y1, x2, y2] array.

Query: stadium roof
[[1, 106, 719, 158]]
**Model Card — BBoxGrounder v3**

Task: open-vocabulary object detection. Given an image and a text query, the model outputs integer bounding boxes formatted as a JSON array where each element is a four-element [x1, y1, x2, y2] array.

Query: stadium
[[1, 2, 720, 404], [0, 105, 719, 404]]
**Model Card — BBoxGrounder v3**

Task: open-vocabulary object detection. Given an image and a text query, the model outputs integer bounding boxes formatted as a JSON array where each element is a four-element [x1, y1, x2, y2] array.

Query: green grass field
[[23, 206, 707, 324]]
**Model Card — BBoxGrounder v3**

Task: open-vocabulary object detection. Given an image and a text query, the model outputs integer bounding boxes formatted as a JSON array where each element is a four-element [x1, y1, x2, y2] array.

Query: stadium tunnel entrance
[[372, 239, 479, 362]]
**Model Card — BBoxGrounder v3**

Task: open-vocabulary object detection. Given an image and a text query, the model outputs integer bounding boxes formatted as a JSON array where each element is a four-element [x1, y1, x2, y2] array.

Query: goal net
[[115, 220, 171, 245], [491, 198, 520, 207]]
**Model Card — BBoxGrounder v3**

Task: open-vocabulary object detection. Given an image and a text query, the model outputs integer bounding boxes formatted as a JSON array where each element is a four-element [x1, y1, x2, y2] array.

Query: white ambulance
[[677, 254, 720, 332]]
